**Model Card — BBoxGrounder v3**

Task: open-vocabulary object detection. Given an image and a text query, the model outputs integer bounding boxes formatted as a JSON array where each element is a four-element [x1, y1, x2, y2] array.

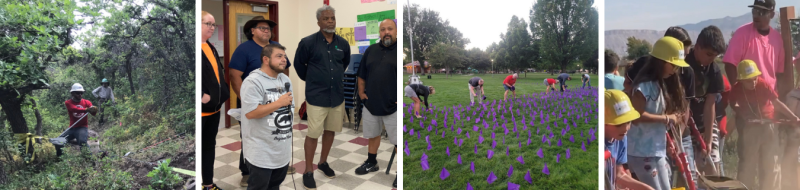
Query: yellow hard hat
[[605, 89, 640, 125], [650, 36, 689, 68], [737, 59, 762, 80]]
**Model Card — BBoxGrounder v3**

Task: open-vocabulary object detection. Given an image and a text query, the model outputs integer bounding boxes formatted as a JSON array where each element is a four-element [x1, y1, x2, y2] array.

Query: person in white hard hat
[[58, 83, 98, 156]]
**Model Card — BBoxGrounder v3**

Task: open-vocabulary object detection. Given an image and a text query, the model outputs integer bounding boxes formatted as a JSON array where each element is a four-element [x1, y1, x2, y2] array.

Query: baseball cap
[[737, 59, 762, 80], [748, 0, 775, 10], [650, 36, 690, 68], [605, 89, 640, 125]]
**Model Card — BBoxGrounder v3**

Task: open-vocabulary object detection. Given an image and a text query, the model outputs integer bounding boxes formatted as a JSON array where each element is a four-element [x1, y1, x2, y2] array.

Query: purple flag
[[418, 133, 421, 139], [459, 139, 464, 147], [421, 159, 429, 171], [508, 164, 514, 177], [488, 150, 494, 159], [479, 135, 485, 144], [403, 125, 407, 132], [442, 130, 446, 138], [467, 182, 474, 190], [447, 146, 451, 156], [410, 129, 415, 136], [519, 142, 522, 148], [570, 135, 575, 143], [492, 132, 496, 139], [508, 182, 520, 190], [474, 145, 478, 154], [492, 140, 497, 149], [537, 148, 544, 158], [506, 146, 509, 156], [474, 125, 479, 131], [542, 163, 550, 175], [440, 167, 450, 180], [458, 154, 463, 164], [471, 161, 475, 173], [487, 172, 498, 184], [566, 148, 571, 159], [517, 155, 525, 164], [558, 139, 562, 146], [527, 138, 531, 146], [582, 141, 586, 151], [524, 171, 533, 184], [466, 132, 471, 139], [427, 143, 432, 150], [454, 137, 458, 145], [404, 146, 411, 156], [457, 128, 463, 135], [557, 153, 560, 163]]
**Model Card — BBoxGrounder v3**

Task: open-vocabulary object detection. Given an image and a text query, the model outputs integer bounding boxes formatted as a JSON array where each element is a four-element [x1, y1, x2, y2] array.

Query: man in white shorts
[[354, 19, 398, 187]]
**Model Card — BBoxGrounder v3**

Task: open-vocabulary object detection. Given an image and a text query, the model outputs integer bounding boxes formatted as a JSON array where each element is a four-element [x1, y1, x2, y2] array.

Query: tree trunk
[[125, 46, 138, 95], [31, 99, 42, 136], [0, 93, 28, 134], [445, 66, 449, 78], [0, 162, 7, 184], [420, 60, 426, 76]]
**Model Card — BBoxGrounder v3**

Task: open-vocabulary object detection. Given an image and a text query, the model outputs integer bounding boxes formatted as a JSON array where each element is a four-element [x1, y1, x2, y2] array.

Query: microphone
[[284, 82, 293, 110]]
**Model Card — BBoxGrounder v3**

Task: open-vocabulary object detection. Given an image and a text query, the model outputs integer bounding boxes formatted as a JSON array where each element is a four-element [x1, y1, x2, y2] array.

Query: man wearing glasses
[[721, 0, 787, 189], [228, 16, 294, 187]]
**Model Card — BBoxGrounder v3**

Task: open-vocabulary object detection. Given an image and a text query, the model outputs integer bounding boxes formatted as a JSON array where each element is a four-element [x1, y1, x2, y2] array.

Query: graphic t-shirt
[[65, 99, 93, 128], [240, 69, 295, 169]]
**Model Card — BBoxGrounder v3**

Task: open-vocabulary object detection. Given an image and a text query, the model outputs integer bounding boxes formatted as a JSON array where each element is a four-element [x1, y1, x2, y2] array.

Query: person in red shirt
[[58, 83, 97, 156], [503, 73, 518, 101], [730, 60, 799, 189], [543, 78, 557, 95]]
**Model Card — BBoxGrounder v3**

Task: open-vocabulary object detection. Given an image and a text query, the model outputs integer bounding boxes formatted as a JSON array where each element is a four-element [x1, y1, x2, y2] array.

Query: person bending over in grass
[[543, 78, 557, 95], [628, 36, 689, 190], [730, 59, 800, 190], [503, 73, 518, 101], [404, 84, 434, 118], [468, 77, 485, 105], [556, 73, 571, 92], [581, 73, 591, 89], [604, 89, 653, 190]]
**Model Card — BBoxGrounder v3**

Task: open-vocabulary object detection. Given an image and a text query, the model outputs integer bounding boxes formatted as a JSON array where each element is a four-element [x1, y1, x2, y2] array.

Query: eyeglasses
[[72, 92, 84, 95], [203, 22, 218, 28], [752, 8, 772, 17], [253, 26, 271, 32]]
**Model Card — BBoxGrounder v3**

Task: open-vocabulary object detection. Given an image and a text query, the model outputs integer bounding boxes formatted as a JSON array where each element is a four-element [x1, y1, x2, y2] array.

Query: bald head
[[379, 19, 396, 46]]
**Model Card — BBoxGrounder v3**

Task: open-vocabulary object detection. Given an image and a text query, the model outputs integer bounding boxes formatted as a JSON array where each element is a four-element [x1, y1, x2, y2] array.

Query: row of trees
[[403, 0, 598, 77]]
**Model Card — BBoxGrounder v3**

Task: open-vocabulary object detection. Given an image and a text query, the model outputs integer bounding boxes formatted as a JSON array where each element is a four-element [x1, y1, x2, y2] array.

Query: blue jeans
[[55, 127, 89, 156], [682, 135, 702, 190], [582, 78, 591, 89]]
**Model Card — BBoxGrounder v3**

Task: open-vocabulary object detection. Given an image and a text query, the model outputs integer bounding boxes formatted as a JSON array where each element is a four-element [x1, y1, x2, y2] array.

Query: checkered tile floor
[[212, 115, 397, 190]]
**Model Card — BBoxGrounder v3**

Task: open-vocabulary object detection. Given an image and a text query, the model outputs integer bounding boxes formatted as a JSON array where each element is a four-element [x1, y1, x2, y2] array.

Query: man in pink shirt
[[722, 0, 787, 188]]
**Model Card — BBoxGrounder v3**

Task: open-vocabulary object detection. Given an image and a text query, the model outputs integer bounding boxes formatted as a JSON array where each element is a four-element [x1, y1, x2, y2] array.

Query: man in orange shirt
[[503, 73, 518, 101]]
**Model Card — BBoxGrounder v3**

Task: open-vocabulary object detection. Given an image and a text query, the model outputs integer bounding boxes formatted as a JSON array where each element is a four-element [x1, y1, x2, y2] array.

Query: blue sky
[[405, 0, 599, 50], [606, 0, 800, 30]]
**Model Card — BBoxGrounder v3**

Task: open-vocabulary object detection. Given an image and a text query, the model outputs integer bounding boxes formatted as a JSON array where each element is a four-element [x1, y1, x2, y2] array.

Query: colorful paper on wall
[[335, 27, 355, 46], [354, 26, 367, 41], [358, 46, 369, 54]]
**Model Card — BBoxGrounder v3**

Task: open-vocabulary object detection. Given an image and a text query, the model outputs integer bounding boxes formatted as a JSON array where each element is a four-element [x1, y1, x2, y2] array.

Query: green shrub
[[146, 158, 182, 189]]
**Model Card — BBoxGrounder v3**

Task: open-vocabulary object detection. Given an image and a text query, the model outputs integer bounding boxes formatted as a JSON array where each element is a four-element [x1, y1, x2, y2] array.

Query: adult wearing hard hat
[[58, 83, 97, 156], [92, 78, 116, 125]]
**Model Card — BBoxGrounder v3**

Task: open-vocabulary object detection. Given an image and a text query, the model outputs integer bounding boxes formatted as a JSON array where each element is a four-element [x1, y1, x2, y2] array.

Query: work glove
[[87, 106, 98, 115]]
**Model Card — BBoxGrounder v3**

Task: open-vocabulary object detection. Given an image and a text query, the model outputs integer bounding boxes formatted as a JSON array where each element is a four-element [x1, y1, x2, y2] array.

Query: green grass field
[[402, 73, 599, 189]]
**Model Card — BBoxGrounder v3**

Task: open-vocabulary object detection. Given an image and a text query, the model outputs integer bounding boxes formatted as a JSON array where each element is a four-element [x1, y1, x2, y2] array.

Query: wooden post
[[779, 6, 795, 98], [779, 6, 796, 190]]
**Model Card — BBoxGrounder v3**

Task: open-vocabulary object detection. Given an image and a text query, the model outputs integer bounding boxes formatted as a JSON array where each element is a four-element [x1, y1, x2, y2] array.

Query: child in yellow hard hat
[[627, 36, 690, 190], [605, 89, 653, 190], [730, 59, 800, 189]]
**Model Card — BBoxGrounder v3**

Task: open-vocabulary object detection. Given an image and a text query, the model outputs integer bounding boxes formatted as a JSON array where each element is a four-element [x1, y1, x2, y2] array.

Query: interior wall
[[201, 0, 396, 128]]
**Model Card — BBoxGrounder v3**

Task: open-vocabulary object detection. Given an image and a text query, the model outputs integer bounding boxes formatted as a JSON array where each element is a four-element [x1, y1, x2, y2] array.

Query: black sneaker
[[317, 162, 336, 178], [303, 172, 316, 190], [393, 176, 397, 187], [201, 184, 223, 190], [354, 161, 379, 175]]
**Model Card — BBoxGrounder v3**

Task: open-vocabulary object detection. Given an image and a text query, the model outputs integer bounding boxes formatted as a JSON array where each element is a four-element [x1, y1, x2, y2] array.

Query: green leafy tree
[[403, 4, 469, 75], [529, 0, 597, 72], [426, 43, 465, 78], [625, 36, 652, 61]]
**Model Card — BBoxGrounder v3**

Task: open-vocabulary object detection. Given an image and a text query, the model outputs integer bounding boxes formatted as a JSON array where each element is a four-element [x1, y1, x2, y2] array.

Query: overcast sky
[[606, 0, 800, 30], [404, 0, 599, 50]]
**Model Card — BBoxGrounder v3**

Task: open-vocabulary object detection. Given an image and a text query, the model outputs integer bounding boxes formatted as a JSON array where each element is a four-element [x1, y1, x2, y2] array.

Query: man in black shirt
[[468, 77, 484, 105], [293, 5, 351, 189], [354, 19, 398, 187], [405, 84, 433, 118]]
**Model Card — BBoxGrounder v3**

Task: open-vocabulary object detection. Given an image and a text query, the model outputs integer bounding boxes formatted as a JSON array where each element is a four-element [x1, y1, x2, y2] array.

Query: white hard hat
[[70, 83, 85, 92]]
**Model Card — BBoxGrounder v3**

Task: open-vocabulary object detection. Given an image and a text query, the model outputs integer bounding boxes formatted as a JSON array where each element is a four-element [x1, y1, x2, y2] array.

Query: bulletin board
[[353, 10, 395, 53]]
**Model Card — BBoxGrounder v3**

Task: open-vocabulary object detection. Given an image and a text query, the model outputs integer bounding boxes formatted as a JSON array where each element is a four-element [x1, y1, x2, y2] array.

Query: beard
[[382, 36, 394, 46], [322, 28, 335, 33], [269, 62, 285, 73]]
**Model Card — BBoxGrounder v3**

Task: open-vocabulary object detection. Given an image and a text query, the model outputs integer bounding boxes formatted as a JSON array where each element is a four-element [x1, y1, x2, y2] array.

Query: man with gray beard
[[354, 19, 398, 187], [293, 5, 351, 190]]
